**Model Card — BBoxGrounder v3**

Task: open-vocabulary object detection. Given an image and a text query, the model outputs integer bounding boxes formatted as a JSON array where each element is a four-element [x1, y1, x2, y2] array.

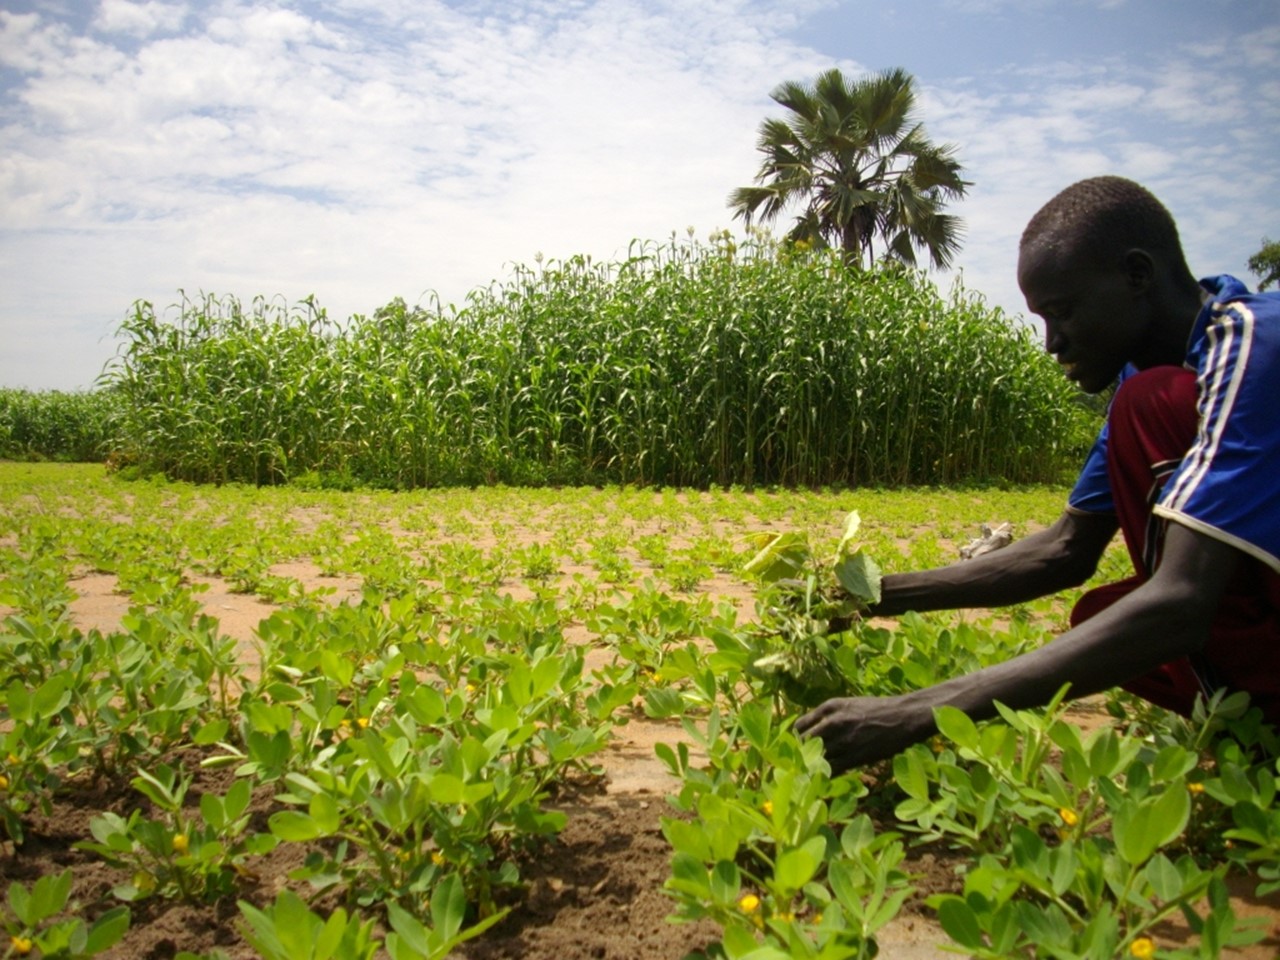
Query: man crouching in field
[[796, 175, 1280, 773]]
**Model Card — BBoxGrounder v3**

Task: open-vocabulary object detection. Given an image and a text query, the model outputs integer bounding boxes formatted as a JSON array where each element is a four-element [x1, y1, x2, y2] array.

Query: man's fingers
[[794, 699, 837, 736]]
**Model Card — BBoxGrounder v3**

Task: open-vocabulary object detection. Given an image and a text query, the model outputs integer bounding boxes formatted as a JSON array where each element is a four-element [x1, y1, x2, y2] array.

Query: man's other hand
[[794, 695, 933, 774]]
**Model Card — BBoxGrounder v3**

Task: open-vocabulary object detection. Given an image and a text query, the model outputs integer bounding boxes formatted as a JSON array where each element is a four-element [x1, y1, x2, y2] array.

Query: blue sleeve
[[1154, 289, 1280, 571], [1067, 365, 1135, 514], [1068, 422, 1115, 514]]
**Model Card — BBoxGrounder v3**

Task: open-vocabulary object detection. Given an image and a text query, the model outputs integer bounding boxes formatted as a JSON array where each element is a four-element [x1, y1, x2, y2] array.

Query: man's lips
[[1057, 357, 1079, 380]]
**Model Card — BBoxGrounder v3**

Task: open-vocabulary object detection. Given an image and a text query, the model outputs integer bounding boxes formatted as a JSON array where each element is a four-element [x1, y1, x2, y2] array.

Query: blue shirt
[[1067, 275, 1280, 574]]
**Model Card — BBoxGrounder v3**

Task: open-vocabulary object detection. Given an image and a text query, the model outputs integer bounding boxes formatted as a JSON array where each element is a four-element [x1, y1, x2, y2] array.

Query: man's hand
[[794, 695, 934, 774]]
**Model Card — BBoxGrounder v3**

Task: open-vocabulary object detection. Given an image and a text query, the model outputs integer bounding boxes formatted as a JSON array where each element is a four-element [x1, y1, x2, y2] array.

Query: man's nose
[[1043, 322, 1064, 355]]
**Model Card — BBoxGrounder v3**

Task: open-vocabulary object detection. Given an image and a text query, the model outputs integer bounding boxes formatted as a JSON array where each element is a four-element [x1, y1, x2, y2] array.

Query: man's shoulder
[[1201, 274, 1280, 315], [1194, 276, 1280, 361]]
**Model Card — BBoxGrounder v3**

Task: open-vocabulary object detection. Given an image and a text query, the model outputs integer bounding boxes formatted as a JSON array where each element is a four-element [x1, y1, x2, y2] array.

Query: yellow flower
[[10, 935, 32, 955], [738, 894, 761, 913], [761, 800, 774, 817], [431, 851, 446, 866], [171, 833, 189, 854], [0, 774, 8, 790], [356, 717, 370, 729], [6, 754, 18, 765], [1187, 782, 1205, 794], [1058, 807, 1079, 827], [465, 684, 477, 696], [133, 870, 157, 894], [1129, 936, 1156, 958]]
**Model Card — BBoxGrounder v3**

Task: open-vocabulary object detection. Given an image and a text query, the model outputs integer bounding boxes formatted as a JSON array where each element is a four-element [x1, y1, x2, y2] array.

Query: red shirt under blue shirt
[[1067, 275, 1280, 719]]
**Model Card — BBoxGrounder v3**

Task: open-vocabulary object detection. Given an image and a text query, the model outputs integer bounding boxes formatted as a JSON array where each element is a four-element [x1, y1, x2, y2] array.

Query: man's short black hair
[[1020, 176, 1192, 278]]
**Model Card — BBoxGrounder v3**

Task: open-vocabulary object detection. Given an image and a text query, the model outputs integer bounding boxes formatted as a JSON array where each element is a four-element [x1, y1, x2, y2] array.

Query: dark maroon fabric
[[1069, 366, 1280, 722]]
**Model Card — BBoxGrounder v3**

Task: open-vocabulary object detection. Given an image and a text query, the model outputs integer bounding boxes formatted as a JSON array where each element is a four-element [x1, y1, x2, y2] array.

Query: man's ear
[[1122, 248, 1155, 292]]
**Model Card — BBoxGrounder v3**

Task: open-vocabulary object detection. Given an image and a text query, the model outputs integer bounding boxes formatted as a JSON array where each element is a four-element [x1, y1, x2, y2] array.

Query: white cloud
[[93, 0, 188, 37], [1, 0, 1278, 389]]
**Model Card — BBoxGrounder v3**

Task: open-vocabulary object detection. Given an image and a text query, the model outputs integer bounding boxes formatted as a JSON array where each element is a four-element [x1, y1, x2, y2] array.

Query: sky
[[2, 0, 1278, 391]]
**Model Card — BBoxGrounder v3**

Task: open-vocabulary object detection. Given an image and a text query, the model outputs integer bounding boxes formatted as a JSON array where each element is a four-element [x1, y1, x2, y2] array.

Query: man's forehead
[[1017, 240, 1070, 287]]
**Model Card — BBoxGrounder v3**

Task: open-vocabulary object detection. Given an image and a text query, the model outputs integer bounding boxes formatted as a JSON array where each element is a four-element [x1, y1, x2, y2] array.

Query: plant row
[[100, 231, 1097, 489], [1, 536, 640, 959], [0, 389, 119, 463], [648, 519, 1280, 959], [5, 468, 1275, 959]]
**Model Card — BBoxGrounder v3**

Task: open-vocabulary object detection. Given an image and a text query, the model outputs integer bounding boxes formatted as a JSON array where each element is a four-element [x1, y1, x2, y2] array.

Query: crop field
[[1, 462, 1278, 960]]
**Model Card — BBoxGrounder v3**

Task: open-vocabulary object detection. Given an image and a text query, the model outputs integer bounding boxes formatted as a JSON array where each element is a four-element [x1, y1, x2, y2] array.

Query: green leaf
[[224, 777, 253, 822], [28, 871, 73, 925], [32, 674, 71, 719], [1152, 744, 1197, 782], [834, 551, 881, 606], [85, 906, 131, 953], [737, 701, 773, 752], [1145, 853, 1182, 902], [834, 511, 863, 559], [310, 791, 341, 835], [936, 896, 984, 950], [892, 747, 932, 801], [666, 851, 711, 898], [1088, 728, 1121, 778], [386, 901, 431, 957], [933, 705, 979, 750], [431, 873, 466, 944], [268, 810, 327, 842], [643, 686, 685, 719], [775, 836, 825, 892], [1148, 785, 1191, 852], [199, 790, 227, 831], [743, 532, 810, 584], [662, 819, 712, 861], [710, 859, 742, 906], [429, 773, 466, 805], [1114, 787, 1189, 866], [7, 880, 31, 926], [405, 684, 447, 725], [192, 718, 229, 746]]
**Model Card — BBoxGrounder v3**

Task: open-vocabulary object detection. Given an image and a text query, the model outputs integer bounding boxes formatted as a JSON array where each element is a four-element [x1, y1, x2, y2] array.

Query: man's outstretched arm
[[797, 521, 1240, 773], [869, 509, 1118, 616]]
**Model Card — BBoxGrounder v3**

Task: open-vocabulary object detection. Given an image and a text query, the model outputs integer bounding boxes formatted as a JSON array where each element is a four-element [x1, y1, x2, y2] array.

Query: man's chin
[[1066, 366, 1120, 395]]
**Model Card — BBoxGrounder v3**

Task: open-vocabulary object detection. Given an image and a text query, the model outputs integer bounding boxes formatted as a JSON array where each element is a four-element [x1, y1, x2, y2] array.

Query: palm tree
[[728, 67, 969, 270]]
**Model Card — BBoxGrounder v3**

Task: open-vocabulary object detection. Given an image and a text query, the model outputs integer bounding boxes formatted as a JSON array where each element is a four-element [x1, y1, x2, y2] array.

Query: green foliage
[[728, 67, 968, 270], [1, 871, 129, 959], [659, 713, 909, 960], [1247, 236, 1280, 291], [238, 890, 380, 960], [648, 509, 1275, 960], [8, 465, 1268, 959], [919, 696, 1268, 958], [101, 237, 1094, 489], [235, 878, 505, 960], [0, 388, 119, 462], [77, 765, 277, 902]]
